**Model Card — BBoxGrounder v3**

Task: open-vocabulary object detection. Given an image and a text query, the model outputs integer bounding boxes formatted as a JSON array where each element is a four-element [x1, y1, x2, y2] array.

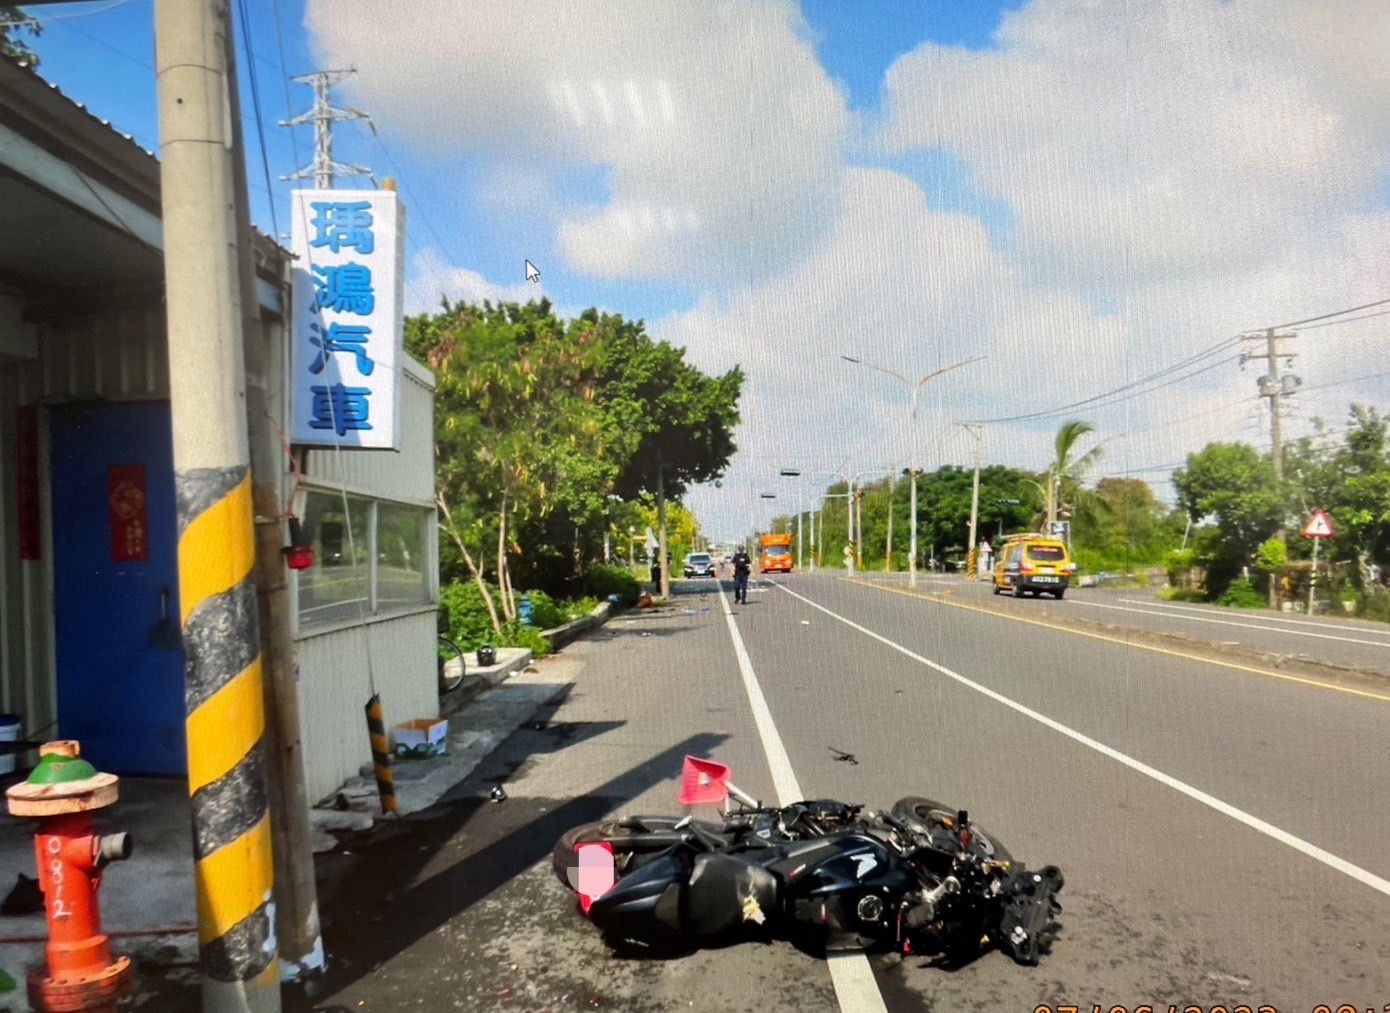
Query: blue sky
[[20, 0, 1018, 324], [16, 0, 1390, 539]]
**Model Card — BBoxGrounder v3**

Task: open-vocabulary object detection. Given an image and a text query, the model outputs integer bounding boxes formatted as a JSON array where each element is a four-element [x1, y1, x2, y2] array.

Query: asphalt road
[[861, 571, 1390, 676], [299, 572, 1390, 1013]]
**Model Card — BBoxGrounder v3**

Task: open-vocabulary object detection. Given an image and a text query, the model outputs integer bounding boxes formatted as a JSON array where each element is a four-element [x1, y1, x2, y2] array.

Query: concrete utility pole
[[223, 17, 324, 989], [281, 69, 375, 189], [885, 471, 894, 571], [960, 424, 983, 579], [1240, 328, 1299, 483], [154, 1, 281, 1009]]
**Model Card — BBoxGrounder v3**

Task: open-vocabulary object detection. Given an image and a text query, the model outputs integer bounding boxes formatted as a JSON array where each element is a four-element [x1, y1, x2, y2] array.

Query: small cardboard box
[[394, 717, 448, 757]]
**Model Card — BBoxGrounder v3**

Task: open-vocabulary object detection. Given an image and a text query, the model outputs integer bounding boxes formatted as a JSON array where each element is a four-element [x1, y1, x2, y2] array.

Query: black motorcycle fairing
[[588, 847, 695, 942], [686, 853, 779, 937]]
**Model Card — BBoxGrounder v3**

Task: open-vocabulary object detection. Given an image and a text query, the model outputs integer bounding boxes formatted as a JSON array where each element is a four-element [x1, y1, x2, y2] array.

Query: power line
[[965, 346, 1240, 425], [1260, 295, 1390, 331], [233, 0, 279, 241], [1298, 308, 1390, 331], [0, 0, 137, 27]]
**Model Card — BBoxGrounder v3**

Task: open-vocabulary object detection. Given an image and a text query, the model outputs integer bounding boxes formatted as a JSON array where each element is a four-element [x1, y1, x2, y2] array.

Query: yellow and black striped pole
[[365, 695, 398, 815], [179, 469, 279, 1005], [156, 0, 281, 1008]]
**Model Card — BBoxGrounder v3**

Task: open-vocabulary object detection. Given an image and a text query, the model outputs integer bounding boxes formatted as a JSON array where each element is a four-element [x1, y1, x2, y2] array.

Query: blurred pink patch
[[575, 840, 615, 915]]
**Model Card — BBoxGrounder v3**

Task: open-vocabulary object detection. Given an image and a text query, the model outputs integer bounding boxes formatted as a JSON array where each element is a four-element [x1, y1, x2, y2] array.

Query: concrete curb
[[540, 600, 615, 650]]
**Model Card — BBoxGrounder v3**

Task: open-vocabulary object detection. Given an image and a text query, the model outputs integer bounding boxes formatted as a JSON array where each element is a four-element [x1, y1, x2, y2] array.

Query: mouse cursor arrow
[[524, 259, 540, 283]]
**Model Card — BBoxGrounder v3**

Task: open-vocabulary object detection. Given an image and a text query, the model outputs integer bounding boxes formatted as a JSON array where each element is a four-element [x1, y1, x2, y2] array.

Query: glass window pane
[[376, 503, 430, 608], [298, 490, 370, 627]]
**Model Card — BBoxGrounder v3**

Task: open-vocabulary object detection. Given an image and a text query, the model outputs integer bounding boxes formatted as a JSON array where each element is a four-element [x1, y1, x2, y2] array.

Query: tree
[[1294, 405, 1390, 586], [1039, 419, 1104, 530], [1173, 442, 1282, 595], [1, 6, 41, 68], [596, 320, 743, 597], [407, 299, 617, 630]]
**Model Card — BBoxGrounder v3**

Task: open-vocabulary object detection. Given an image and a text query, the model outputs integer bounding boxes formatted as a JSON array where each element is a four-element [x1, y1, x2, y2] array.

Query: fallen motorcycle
[[553, 756, 1063, 966]]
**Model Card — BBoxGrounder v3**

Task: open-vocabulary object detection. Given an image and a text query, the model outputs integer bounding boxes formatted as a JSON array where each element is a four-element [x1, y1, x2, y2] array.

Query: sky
[[19, 0, 1390, 542]]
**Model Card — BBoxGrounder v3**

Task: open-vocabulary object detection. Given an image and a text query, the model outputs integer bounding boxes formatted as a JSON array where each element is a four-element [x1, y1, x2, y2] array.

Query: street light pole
[[842, 354, 985, 588]]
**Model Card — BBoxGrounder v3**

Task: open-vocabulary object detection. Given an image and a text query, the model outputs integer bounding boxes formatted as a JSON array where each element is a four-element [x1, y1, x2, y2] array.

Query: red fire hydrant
[[6, 740, 132, 1012]]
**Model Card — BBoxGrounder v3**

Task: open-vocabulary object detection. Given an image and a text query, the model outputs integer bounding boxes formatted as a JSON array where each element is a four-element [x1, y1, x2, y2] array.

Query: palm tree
[[1037, 420, 1104, 530]]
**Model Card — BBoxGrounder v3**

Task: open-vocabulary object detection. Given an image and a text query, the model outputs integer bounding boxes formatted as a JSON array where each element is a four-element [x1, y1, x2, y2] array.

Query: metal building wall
[[0, 300, 168, 743]]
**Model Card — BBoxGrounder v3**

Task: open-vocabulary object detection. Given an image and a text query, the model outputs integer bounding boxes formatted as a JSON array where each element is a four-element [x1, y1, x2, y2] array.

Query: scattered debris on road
[[828, 746, 858, 765]]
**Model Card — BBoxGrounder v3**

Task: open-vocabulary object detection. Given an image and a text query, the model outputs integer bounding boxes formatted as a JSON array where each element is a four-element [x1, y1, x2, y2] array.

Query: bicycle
[[437, 634, 466, 695]]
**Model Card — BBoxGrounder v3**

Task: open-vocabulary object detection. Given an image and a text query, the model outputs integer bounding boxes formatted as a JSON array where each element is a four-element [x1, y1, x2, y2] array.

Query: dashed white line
[[776, 581, 1390, 901], [716, 583, 888, 1013]]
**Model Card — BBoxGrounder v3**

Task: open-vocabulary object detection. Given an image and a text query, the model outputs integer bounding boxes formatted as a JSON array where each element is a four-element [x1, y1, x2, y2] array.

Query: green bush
[[439, 579, 551, 657], [1360, 589, 1390, 623], [578, 563, 641, 607], [1255, 537, 1287, 573], [1218, 577, 1264, 609], [502, 619, 551, 658], [439, 580, 498, 650], [519, 589, 568, 629], [1164, 547, 1196, 585], [565, 595, 601, 619], [1156, 586, 1207, 603]]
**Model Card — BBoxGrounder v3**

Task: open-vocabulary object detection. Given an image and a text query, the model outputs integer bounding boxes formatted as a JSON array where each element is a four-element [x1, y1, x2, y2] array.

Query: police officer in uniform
[[731, 545, 752, 604]]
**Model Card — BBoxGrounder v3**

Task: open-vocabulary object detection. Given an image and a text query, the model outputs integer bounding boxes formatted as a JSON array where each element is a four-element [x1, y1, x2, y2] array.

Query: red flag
[[679, 755, 731, 806]]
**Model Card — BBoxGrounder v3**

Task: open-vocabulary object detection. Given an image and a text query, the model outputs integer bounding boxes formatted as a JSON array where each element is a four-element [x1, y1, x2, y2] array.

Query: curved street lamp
[[839, 354, 986, 586]]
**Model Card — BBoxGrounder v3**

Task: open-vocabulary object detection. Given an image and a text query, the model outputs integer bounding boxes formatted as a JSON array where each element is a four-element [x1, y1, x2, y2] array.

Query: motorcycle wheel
[[551, 821, 672, 889], [889, 796, 1013, 864]]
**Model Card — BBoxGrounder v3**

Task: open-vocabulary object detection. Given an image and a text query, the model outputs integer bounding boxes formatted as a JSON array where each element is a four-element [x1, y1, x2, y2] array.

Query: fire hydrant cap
[[26, 752, 99, 785]]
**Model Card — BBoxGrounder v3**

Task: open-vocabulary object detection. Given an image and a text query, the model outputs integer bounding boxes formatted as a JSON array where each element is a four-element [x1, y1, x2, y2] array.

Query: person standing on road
[[731, 546, 752, 604]]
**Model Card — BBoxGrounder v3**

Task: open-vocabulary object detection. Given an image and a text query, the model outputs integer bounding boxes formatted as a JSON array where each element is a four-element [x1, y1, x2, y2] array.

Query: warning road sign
[[1301, 509, 1335, 539]]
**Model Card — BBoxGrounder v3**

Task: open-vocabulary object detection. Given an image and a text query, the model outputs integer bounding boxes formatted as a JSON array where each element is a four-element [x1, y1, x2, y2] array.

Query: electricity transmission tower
[[281, 69, 376, 189]]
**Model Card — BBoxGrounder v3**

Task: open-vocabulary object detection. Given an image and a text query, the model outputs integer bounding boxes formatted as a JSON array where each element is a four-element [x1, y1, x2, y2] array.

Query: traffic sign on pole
[[1301, 510, 1335, 539]]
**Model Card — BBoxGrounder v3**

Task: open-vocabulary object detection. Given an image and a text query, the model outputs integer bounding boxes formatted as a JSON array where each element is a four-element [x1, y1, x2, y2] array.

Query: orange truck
[[759, 533, 793, 573]]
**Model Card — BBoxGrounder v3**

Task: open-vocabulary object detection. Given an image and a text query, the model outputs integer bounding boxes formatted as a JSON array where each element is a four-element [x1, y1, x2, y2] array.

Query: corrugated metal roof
[[0, 52, 289, 257], [1, 52, 158, 160]]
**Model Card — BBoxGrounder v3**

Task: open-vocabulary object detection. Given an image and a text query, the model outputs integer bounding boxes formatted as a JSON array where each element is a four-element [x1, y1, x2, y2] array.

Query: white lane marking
[[777, 582, 1390, 900], [1120, 596, 1390, 639], [716, 584, 888, 1013], [1068, 597, 1390, 649]]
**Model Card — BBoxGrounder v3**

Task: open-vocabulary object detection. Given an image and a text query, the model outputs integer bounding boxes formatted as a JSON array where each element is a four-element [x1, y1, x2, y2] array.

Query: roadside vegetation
[[407, 299, 740, 646], [770, 407, 1390, 619]]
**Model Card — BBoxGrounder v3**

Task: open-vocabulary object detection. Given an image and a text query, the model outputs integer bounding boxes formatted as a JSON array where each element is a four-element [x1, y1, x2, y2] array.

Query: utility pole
[[960, 424, 983, 579], [885, 470, 895, 572], [1240, 328, 1299, 483], [223, 16, 323, 989], [154, 1, 281, 1009], [281, 70, 375, 189]]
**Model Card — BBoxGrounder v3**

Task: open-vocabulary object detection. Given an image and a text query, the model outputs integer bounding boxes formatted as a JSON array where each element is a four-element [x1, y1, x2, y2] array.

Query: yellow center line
[[845, 577, 1390, 706]]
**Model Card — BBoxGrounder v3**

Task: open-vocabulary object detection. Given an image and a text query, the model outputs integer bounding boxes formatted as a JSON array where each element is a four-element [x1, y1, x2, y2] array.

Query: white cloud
[[873, 0, 1390, 288], [306, 0, 849, 284], [406, 249, 539, 314]]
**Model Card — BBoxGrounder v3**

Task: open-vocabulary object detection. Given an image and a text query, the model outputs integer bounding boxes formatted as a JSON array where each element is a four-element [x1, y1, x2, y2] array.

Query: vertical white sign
[[289, 189, 403, 450]]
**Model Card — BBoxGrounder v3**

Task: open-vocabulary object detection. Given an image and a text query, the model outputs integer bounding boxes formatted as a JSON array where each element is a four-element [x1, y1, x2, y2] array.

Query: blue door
[[50, 402, 186, 775]]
